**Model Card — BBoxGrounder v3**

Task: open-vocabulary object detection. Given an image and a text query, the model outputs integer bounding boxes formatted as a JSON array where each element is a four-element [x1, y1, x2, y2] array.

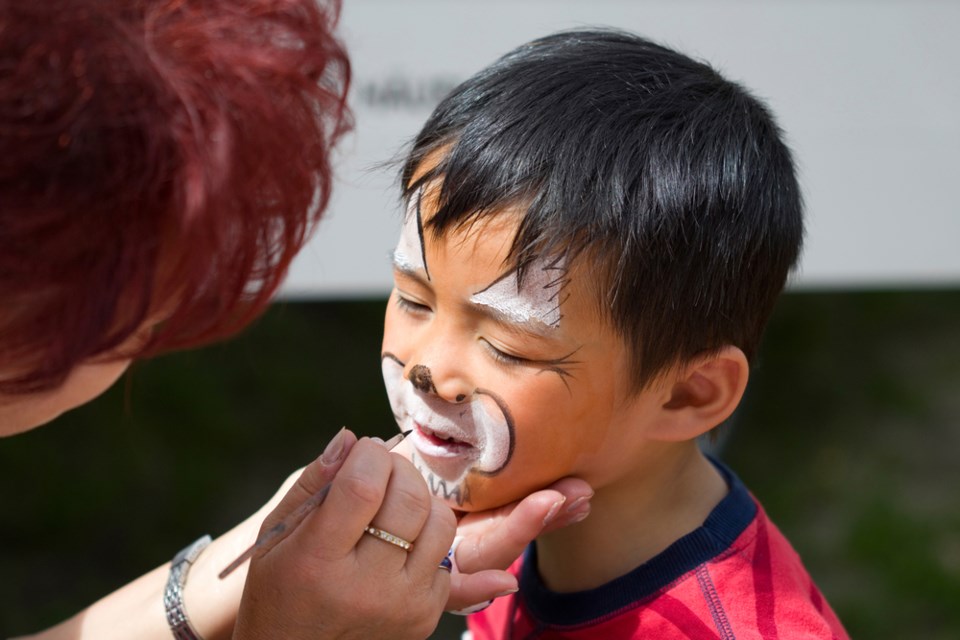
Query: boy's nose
[[405, 363, 470, 403], [409, 364, 437, 394]]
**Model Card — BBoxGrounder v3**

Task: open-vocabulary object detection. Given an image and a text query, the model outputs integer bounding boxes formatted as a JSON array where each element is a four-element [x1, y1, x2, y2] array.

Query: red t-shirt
[[468, 462, 848, 640]]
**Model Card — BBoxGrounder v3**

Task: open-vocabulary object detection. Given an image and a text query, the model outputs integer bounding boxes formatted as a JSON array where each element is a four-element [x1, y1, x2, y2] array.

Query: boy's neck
[[535, 442, 728, 593]]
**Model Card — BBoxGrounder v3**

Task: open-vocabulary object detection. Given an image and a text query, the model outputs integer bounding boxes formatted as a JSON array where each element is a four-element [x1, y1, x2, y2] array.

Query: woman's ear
[[651, 346, 749, 442]]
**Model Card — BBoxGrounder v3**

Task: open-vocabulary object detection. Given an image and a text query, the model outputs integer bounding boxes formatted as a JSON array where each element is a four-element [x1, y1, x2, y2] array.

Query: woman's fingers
[[404, 496, 457, 585], [236, 436, 455, 639], [252, 429, 358, 549], [454, 477, 593, 574], [298, 437, 397, 556], [394, 496, 457, 618], [355, 451, 434, 570], [446, 570, 518, 613]]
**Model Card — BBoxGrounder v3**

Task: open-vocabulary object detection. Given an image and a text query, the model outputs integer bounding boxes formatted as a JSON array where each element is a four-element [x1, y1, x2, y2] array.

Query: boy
[[381, 29, 848, 639]]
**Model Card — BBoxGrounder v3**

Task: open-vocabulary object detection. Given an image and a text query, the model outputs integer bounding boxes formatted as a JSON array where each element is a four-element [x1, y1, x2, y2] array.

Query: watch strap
[[164, 534, 212, 639]]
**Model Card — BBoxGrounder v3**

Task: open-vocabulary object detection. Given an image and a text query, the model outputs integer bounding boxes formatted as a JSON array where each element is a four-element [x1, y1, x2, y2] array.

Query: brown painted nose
[[409, 364, 437, 394]]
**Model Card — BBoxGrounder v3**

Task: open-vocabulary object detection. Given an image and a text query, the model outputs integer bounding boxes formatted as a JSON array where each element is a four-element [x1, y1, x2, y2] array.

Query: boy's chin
[[394, 439, 542, 513], [436, 473, 529, 514]]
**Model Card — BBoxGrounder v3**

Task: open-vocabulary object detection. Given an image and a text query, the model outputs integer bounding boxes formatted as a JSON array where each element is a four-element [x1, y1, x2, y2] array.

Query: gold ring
[[363, 525, 413, 551]]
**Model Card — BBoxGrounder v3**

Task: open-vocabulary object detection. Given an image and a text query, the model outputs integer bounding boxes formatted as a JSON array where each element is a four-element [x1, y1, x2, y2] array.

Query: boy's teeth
[[421, 424, 466, 446]]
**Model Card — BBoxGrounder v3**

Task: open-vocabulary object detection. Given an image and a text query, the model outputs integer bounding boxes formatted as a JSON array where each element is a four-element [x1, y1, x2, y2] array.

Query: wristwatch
[[164, 534, 212, 640]]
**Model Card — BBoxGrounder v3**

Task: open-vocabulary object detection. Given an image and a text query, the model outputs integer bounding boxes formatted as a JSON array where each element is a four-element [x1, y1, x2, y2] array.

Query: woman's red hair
[[0, 0, 351, 393]]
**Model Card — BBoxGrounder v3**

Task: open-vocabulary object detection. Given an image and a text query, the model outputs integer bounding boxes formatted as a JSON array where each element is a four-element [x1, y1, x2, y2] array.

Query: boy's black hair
[[401, 28, 803, 390]]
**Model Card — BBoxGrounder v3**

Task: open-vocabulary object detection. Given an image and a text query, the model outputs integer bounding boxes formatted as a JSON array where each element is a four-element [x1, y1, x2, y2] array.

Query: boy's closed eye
[[394, 291, 431, 315], [479, 337, 533, 367], [393, 285, 577, 378], [394, 289, 538, 366]]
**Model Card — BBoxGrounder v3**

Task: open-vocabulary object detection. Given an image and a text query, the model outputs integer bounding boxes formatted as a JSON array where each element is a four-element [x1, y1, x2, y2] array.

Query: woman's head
[[0, 0, 351, 416]]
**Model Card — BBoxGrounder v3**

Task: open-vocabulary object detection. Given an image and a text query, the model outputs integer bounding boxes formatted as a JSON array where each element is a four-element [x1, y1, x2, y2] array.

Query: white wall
[[281, 0, 960, 298]]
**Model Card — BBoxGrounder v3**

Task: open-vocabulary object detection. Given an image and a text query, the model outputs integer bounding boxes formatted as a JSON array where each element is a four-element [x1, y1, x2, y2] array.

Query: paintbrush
[[219, 429, 411, 579]]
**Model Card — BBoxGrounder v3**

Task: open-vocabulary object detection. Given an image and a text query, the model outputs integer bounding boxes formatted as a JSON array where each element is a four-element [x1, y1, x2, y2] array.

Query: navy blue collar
[[519, 458, 756, 627]]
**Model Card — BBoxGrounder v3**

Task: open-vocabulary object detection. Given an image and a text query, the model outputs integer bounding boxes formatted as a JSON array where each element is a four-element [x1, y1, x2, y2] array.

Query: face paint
[[469, 255, 565, 330], [408, 364, 436, 394], [381, 354, 514, 506], [392, 189, 428, 277], [383, 198, 634, 512]]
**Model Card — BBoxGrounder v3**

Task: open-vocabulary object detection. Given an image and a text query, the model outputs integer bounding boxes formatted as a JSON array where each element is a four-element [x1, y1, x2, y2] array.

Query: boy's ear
[[651, 346, 749, 442]]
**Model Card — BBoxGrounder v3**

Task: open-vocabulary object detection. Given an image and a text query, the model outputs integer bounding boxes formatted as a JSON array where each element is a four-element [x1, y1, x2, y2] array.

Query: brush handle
[[218, 483, 332, 579], [218, 431, 409, 580]]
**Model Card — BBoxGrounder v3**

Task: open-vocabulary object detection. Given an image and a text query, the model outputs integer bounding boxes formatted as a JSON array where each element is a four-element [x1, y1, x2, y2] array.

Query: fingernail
[[320, 428, 348, 465], [570, 510, 590, 524], [494, 588, 518, 598], [542, 498, 566, 526], [565, 494, 592, 514], [452, 599, 496, 615], [381, 431, 405, 450]]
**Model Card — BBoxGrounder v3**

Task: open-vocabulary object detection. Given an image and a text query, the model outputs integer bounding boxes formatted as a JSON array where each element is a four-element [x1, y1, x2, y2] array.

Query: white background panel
[[281, 0, 960, 297]]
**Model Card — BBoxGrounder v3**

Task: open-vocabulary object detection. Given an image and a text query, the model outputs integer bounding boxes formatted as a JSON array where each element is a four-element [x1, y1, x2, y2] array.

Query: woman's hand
[[446, 477, 594, 612], [18, 430, 590, 640], [232, 433, 456, 640]]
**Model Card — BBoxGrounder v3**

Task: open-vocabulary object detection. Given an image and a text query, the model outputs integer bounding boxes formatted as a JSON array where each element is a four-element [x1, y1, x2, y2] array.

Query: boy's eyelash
[[483, 339, 579, 391], [395, 294, 430, 314], [480, 339, 529, 366]]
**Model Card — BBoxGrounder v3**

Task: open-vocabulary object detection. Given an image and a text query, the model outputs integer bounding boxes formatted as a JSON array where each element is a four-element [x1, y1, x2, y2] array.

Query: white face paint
[[469, 255, 565, 330], [392, 190, 427, 275], [382, 355, 512, 506]]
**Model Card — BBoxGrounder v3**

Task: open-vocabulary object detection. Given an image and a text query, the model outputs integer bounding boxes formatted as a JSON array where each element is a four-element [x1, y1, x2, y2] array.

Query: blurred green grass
[[2, 291, 959, 638]]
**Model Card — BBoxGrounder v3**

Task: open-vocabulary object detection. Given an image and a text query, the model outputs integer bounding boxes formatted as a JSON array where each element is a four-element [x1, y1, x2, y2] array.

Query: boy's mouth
[[411, 421, 477, 458], [381, 353, 513, 483]]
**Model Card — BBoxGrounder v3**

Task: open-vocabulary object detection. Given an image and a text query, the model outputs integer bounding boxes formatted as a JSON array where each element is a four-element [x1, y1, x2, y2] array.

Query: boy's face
[[382, 187, 661, 512]]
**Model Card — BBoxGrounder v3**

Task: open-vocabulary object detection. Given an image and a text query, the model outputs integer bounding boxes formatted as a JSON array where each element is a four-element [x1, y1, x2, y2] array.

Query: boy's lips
[[410, 421, 478, 459]]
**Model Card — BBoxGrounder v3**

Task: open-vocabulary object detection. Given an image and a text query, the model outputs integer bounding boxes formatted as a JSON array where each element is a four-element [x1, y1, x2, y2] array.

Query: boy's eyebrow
[[470, 262, 565, 335], [468, 301, 560, 339], [390, 255, 560, 339], [391, 251, 428, 282]]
